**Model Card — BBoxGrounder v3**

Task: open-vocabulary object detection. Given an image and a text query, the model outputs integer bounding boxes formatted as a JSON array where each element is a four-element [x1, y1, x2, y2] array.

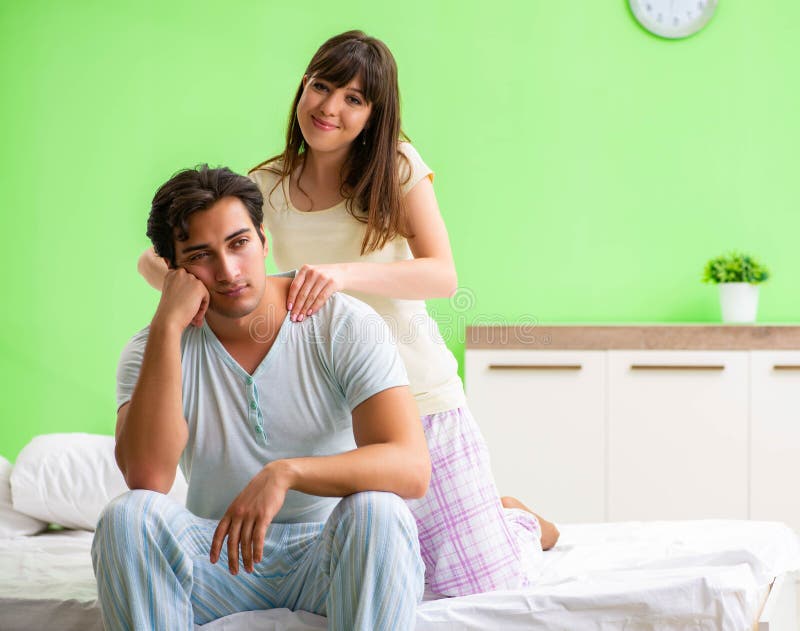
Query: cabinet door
[[608, 351, 749, 521], [750, 351, 800, 532], [465, 350, 605, 523]]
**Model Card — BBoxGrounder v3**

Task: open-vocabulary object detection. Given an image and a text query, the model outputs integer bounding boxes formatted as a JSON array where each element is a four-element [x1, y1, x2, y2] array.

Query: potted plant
[[702, 251, 769, 323]]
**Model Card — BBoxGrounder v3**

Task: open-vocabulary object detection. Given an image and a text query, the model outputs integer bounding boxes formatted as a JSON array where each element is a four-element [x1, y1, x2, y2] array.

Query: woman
[[139, 30, 558, 597]]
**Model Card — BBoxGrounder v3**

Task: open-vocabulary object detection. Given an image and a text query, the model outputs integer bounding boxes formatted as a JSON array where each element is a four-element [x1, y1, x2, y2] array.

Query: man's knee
[[95, 489, 172, 535], [93, 489, 183, 575], [323, 493, 423, 626], [332, 491, 422, 581], [334, 491, 416, 535]]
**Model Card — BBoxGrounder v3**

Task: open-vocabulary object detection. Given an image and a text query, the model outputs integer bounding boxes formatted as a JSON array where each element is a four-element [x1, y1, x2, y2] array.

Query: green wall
[[1, 1, 798, 459]]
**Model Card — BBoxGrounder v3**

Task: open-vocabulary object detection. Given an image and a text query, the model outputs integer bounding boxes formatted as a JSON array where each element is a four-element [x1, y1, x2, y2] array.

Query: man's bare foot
[[501, 496, 560, 551]]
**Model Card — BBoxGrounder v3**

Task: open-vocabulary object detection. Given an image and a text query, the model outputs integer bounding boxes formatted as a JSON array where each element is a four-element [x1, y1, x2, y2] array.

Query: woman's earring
[[361, 130, 367, 146]]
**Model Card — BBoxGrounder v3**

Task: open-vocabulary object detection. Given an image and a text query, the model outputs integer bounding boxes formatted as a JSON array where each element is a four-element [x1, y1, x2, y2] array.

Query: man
[[92, 165, 430, 631]]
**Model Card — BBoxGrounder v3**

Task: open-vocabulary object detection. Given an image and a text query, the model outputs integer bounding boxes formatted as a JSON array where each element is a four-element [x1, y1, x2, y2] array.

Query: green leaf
[[701, 251, 770, 284]]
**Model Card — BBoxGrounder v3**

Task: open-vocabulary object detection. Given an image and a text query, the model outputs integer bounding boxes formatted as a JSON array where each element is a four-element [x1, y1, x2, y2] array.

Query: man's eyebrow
[[180, 228, 252, 254]]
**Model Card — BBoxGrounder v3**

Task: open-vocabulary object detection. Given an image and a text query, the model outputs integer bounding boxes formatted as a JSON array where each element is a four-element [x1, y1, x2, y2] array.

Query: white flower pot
[[719, 283, 759, 323]]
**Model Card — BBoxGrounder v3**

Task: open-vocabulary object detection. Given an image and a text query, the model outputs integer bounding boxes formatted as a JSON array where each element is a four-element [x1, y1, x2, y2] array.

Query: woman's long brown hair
[[250, 30, 412, 255]]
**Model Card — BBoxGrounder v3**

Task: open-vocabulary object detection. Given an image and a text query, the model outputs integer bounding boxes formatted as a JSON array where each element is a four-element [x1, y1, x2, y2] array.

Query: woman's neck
[[301, 147, 348, 188]]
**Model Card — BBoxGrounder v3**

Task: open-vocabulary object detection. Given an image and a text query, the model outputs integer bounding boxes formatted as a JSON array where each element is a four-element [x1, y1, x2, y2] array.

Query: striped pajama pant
[[91, 489, 424, 631]]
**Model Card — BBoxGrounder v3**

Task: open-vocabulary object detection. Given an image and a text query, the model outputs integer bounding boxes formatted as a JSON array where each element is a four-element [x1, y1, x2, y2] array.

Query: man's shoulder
[[122, 325, 151, 351], [322, 291, 381, 321], [311, 293, 389, 348], [270, 272, 293, 294], [266, 271, 379, 324]]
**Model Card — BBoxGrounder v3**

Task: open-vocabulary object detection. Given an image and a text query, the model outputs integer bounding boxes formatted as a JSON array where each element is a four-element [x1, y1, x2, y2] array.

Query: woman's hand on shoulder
[[287, 263, 348, 322]]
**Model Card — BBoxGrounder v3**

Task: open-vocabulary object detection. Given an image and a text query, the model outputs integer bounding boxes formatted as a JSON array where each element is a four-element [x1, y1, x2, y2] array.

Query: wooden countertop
[[466, 325, 800, 350]]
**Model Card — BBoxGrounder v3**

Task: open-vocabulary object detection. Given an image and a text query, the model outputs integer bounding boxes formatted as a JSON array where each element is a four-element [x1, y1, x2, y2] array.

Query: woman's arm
[[138, 247, 169, 291], [287, 176, 458, 320]]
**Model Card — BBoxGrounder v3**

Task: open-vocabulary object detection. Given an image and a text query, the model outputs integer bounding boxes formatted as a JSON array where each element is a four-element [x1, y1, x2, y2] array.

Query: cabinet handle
[[488, 364, 582, 371], [630, 364, 725, 371], [773, 365, 800, 371]]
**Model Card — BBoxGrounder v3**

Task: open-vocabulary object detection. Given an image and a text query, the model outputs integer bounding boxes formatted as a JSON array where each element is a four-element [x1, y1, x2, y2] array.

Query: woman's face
[[296, 74, 373, 156]]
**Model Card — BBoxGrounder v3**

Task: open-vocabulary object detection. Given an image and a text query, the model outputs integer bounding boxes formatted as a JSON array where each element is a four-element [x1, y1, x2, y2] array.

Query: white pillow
[[0, 456, 48, 537], [10, 433, 188, 530]]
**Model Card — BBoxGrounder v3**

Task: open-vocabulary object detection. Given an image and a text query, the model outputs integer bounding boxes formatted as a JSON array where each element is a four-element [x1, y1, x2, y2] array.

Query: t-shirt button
[[250, 400, 257, 410], [246, 377, 254, 385]]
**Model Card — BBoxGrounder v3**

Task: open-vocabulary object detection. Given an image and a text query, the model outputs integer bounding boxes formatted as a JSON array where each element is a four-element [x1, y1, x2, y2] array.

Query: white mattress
[[1, 520, 798, 631]]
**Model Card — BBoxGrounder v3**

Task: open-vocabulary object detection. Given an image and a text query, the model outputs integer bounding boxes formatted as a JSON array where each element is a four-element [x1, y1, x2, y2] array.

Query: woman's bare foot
[[501, 496, 560, 551]]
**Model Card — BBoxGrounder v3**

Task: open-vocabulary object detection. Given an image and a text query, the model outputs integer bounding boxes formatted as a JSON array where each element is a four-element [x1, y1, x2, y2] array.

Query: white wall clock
[[629, 0, 718, 39]]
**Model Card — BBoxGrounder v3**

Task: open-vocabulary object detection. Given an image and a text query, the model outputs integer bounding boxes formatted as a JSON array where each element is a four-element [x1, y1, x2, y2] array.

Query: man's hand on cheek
[[152, 268, 210, 331], [210, 461, 294, 575]]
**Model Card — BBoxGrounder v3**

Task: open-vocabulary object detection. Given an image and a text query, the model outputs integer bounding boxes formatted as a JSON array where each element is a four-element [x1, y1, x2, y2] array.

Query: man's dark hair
[[147, 165, 265, 267]]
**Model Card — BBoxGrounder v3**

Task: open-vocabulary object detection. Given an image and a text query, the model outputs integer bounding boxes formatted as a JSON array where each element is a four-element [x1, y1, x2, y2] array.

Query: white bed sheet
[[0, 520, 798, 631]]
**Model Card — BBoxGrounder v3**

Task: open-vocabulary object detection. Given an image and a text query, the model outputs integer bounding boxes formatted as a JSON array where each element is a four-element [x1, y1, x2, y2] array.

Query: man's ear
[[163, 246, 178, 270], [259, 225, 268, 256]]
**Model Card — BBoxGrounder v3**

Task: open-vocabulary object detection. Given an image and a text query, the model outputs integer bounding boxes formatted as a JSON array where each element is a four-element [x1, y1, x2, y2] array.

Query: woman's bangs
[[310, 45, 383, 104]]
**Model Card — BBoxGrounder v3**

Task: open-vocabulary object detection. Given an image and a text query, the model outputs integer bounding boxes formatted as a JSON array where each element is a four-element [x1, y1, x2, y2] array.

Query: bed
[[2, 435, 799, 630]]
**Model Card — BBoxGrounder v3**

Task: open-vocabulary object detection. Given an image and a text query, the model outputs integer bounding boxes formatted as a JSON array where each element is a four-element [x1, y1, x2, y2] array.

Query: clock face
[[629, 0, 718, 39]]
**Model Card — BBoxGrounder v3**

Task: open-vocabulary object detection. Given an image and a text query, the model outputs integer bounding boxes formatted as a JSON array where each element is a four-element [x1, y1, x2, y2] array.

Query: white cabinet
[[607, 351, 749, 521], [466, 341, 799, 529], [750, 352, 800, 533], [465, 350, 605, 523]]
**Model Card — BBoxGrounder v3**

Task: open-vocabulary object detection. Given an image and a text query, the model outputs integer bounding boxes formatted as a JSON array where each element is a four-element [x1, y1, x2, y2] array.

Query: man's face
[[174, 196, 267, 320]]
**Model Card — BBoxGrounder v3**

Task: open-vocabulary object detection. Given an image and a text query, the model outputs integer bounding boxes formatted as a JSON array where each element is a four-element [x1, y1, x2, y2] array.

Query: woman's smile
[[311, 115, 338, 131]]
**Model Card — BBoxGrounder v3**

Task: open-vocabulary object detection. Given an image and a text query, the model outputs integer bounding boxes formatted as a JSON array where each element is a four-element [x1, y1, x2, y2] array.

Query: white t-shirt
[[249, 143, 465, 416], [117, 290, 409, 523]]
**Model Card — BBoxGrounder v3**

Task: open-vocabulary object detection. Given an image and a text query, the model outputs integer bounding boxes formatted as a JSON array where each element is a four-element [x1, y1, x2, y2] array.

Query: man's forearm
[[274, 442, 430, 500], [116, 321, 188, 492]]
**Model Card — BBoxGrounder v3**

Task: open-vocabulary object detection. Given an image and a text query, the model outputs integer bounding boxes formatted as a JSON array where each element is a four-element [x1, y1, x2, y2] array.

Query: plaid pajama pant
[[407, 406, 543, 596], [92, 489, 424, 630]]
